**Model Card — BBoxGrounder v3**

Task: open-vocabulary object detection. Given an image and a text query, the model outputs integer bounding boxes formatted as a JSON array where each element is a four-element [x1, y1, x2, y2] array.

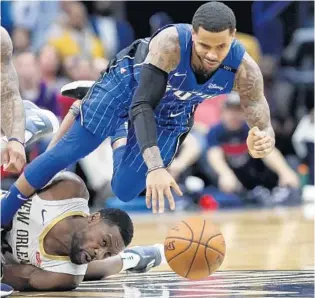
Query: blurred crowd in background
[[1, 1, 314, 212]]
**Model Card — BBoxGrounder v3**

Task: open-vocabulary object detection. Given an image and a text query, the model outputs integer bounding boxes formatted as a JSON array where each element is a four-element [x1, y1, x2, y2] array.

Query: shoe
[[61, 81, 95, 100], [0, 283, 13, 297], [124, 244, 165, 273], [23, 100, 59, 146]]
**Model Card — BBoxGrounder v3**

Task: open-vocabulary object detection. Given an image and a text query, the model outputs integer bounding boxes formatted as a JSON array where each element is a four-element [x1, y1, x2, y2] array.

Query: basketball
[[164, 217, 226, 280]]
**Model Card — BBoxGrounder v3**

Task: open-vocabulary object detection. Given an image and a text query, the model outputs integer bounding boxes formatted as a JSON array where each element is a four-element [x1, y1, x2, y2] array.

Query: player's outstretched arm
[[129, 27, 182, 214], [3, 263, 84, 291], [1, 26, 26, 172], [234, 53, 275, 158]]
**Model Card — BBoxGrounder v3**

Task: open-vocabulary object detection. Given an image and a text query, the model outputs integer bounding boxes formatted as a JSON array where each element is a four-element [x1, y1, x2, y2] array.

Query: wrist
[[277, 167, 294, 177], [8, 138, 25, 147], [143, 146, 164, 170], [146, 165, 165, 176]]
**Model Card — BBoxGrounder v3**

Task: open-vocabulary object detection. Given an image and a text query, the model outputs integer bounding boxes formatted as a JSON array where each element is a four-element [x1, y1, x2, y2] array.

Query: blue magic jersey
[[81, 24, 245, 138]]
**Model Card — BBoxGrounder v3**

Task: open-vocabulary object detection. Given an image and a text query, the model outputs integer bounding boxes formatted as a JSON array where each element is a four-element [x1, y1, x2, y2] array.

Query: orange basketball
[[164, 217, 226, 280]]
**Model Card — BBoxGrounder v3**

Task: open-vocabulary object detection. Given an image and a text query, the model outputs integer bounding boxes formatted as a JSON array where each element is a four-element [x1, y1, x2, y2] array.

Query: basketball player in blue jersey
[[2, 2, 275, 224]]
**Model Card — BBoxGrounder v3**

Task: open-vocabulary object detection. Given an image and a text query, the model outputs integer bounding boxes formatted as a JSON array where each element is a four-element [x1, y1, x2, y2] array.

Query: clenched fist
[[247, 126, 275, 158]]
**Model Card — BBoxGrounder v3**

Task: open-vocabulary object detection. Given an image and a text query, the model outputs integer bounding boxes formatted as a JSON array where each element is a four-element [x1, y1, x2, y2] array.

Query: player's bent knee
[[111, 178, 134, 202]]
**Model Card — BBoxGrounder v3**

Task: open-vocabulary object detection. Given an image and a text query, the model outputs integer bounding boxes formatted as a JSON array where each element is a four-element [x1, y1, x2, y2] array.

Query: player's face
[[222, 107, 245, 130], [192, 27, 235, 75], [70, 213, 125, 265]]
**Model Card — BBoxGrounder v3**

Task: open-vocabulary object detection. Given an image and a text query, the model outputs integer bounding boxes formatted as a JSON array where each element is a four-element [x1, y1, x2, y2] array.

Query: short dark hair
[[192, 2, 236, 33], [99, 208, 134, 246]]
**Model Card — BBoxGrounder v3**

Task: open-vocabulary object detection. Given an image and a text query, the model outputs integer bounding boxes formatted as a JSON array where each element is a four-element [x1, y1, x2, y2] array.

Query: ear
[[192, 29, 197, 42], [231, 28, 236, 39], [88, 212, 101, 223]]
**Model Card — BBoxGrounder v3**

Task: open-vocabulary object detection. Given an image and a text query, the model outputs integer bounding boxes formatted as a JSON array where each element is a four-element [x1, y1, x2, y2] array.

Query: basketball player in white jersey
[[1, 98, 59, 297], [1, 171, 164, 292]]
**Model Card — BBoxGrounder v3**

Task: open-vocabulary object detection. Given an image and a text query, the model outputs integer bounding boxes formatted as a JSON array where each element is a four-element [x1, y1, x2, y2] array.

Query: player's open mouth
[[81, 250, 92, 264], [204, 60, 218, 68]]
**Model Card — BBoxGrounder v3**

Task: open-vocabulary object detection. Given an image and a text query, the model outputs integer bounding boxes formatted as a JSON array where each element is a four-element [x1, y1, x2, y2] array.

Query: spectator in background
[[38, 45, 68, 91], [149, 12, 173, 35], [206, 93, 299, 194], [48, 1, 105, 62], [292, 108, 314, 185], [14, 52, 61, 118], [90, 1, 135, 59], [11, 27, 31, 54], [11, 1, 61, 52], [235, 32, 261, 64]]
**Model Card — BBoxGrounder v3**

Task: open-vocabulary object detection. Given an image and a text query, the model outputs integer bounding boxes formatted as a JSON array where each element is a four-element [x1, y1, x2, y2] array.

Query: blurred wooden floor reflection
[[131, 206, 314, 271]]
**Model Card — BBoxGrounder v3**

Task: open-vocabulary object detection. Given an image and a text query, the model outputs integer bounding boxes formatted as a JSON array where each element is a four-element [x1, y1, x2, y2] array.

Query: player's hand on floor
[[247, 126, 275, 158], [218, 172, 243, 193], [146, 168, 183, 214], [2, 140, 26, 173]]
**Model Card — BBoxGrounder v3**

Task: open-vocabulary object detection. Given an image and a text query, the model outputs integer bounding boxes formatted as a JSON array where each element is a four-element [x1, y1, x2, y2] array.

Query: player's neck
[[44, 216, 87, 256], [191, 49, 215, 84]]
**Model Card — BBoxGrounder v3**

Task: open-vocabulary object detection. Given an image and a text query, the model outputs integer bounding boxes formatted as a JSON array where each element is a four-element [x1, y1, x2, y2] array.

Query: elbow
[[66, 280, 80, 291], [128, 101, 153, 123]]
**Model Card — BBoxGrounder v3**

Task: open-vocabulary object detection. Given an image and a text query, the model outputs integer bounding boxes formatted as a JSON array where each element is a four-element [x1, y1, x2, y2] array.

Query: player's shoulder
[[38, 172, 90, 201], [147, 25, 181, 72], [239, 52, 260, 72], [233, 51, 263, 92], [150, 26, 180, 51], [237, 52, 262, 78]]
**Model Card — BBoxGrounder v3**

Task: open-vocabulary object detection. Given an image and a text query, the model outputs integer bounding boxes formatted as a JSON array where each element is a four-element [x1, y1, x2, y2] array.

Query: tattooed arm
[[1, 26, 26, 172], [234, 52, 275, 157], [1, 26, 25, 141], [129, 27, 182, 213], [131, 27, 180, 170]]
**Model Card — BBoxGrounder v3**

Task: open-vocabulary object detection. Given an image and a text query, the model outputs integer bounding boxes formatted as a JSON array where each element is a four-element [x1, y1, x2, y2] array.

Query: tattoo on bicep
[[143, 146, 164, 169], [234, 54, 271, 131], [1, 26, 25, 141], [145, 27, 180, 73]]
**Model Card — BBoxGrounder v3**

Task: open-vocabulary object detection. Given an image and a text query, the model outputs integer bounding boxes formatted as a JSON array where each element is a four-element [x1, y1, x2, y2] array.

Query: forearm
[[130, 27, 180, 171], [262, 147, 293, 175], [207, 147, 233, 176], [1, 62, 25, 142], [174, 134, 202, 169], [3, 264, 37, 290], [3, 263, 81, 291], [46, 100, 80, 151], [130, 100, 164, 170], [242, 95, 275, 138], [129, 64, 168, 170], [235, 53, 274, 138], [85, 255, 123, 281], [10, 97, 25, 141]]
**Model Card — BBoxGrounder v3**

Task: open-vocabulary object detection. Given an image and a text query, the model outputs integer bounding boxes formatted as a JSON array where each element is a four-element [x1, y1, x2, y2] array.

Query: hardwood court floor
[[12, 206, 314, 297]]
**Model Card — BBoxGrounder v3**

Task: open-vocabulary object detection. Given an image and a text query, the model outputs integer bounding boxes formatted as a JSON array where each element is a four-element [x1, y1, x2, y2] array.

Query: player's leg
[[111, 129, 184, 203], [1, 118, 105, 227], [1, 75, 125, 227]]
